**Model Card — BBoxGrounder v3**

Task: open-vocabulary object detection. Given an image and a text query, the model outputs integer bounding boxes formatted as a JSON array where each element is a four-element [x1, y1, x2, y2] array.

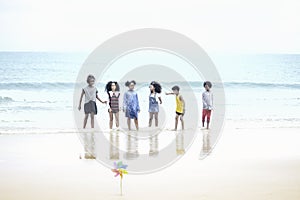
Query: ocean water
[[0, 52, 300, 134]]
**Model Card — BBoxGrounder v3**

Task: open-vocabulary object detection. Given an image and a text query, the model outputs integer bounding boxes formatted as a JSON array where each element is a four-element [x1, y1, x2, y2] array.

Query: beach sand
[[0, 122, 300, 200]]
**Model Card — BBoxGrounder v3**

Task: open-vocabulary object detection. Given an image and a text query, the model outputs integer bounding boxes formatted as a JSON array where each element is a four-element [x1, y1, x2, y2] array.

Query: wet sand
[[0, 123, 300, 200]]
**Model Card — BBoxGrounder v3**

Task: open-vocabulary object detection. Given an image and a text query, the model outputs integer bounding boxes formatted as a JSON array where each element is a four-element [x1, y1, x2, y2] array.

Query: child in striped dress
[[105, 81, 121, 130]]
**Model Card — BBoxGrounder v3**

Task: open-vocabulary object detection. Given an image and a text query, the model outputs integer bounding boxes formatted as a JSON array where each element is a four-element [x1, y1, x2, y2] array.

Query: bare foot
[[84, 153, 96, 159]]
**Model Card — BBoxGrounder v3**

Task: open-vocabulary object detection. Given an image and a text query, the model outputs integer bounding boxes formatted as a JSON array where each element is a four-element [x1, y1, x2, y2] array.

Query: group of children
[[78, 75, 213, 131]]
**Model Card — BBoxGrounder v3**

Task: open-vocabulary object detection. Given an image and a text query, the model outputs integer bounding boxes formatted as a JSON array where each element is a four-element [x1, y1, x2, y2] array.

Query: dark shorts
[[176, 111, 184, 116], [84, 101, 97, 114]]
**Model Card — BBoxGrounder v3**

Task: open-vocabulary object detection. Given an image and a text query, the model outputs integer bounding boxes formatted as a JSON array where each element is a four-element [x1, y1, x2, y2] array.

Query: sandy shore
[[0, 123, 300, 200]]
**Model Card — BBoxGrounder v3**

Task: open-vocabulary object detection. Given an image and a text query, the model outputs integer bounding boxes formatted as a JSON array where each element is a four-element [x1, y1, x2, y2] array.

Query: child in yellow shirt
[[166, 85, 185, 130]]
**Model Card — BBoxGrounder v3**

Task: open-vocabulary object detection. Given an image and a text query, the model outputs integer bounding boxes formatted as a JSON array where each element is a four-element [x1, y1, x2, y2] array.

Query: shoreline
[[1, 119, 300, 135]]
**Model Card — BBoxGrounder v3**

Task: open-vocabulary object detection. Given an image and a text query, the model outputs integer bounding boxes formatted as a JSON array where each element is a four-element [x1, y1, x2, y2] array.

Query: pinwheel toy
[[111, 161, 128, 195]]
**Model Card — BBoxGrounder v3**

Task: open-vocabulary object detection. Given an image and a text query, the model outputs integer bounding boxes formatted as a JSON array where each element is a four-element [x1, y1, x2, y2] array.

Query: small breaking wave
[[0, 96, 14, 102]]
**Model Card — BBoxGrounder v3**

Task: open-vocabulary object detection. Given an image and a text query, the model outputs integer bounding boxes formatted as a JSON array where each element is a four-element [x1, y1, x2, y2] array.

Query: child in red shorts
[[202, 81, 213, 129]]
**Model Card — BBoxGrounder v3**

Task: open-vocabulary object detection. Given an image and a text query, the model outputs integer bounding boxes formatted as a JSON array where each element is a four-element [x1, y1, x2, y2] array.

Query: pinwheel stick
[[112, 161, 128, 196], [120, 177, 123, 196]]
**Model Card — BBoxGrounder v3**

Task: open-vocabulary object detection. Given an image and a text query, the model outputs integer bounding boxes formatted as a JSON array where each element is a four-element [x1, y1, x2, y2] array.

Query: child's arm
[[78, 89, 85, 111], [107, 93, 112, 112], [158, 96, 162, 104], [202, 92, 208, 108], [123, 92, 127, 112], [210, 93, 213, 110], [165, 92, 174, 95], [96, 93, 107, 104], [180, 95, 185, 115], [136, 94, 140, 112]]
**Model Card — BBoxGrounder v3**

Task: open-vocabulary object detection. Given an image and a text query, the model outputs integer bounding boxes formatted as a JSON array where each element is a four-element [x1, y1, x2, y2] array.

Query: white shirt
[[150, 93, 161, 102], [202, 90, 213, 110], [83, 86, 97, 103]]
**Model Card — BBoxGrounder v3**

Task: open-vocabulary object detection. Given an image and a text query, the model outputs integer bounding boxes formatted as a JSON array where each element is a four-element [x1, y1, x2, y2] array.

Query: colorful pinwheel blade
[[117, 161, 123, 168], [116, 161, 127, 169], [112, 161, 128, 178], [121, 164, 128, 169], [119, 169, 128, 174]]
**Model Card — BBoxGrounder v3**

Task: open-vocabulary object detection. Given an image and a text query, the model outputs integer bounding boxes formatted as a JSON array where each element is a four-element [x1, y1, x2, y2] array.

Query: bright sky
[[0, 0, 299, 53]]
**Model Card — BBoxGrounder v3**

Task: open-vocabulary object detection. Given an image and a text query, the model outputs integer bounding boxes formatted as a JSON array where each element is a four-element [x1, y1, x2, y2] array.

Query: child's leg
[[154, 112, 158, 127], [134, 118, 139, 131], [91, 112, 95, 128], [206, 110, 212, 129], [83, 131, 88, 153], [83, 114, 89, 128], [174, 114, 179, 130], [90, 131, 96, 158], [115, 112, 119, 128], [149, 112, 154, 127], [180, 115, 184, 130], [127, 118, 131, 130], [109, 111, 113, 129], [202, 109, 206, 127]]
